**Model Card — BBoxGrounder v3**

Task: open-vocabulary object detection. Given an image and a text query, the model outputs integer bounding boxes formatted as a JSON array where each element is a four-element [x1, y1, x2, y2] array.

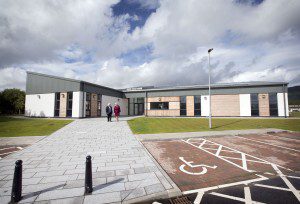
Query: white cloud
[[128, 0, 160, 9], [0, 0, 300, 91], [0, 67, 26, 90], [0, 0, 120, 66]]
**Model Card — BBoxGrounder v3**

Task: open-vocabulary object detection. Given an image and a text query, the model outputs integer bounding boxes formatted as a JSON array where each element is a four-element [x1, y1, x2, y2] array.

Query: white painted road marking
[[244, 187, 252, 204], [235, 135, 300, 153], [179, 157, 217, 175], [266, 133, 300, 142], [271, 163, 300, 202], [254, 183, 291, 191], [182, 138, 292, 172], [182, 137, 299, 203], [193, 191, 204, 204], [210, 192, 265, 204]]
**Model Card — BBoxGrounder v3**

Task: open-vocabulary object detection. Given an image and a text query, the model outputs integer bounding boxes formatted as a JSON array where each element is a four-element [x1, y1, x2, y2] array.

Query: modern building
[[25, 71, 289, 118]]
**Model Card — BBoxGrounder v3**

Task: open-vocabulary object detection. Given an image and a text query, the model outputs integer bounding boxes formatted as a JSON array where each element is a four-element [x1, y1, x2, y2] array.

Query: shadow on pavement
[[22, 184, 65, 200], [93, 178, 124, 191]]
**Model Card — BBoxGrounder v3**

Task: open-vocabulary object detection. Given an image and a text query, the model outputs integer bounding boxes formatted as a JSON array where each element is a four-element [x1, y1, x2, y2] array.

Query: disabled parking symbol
[[179, 157, 217, 175]]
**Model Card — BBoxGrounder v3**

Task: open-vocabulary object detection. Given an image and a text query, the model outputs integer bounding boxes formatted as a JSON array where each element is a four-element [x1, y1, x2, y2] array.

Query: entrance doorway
[[134, 103, 144, 115]]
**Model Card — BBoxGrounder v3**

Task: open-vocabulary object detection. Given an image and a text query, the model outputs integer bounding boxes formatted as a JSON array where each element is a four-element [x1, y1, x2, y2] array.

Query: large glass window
[[54, 93, 60, 117], [251, 93, 259, 116], [269, 93, 278, 116], [97, 94, 101, 116], [86, 93, 91, 117], [150, 102, 169, 110], [129, 98, 145, 115], [66, 92, 73, 117], [194, 96, 201, 116], [180, 96, 186, 116]]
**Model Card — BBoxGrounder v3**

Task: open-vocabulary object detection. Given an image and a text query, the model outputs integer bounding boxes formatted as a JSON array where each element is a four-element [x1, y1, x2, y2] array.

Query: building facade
[[25, 72, 289, 118]]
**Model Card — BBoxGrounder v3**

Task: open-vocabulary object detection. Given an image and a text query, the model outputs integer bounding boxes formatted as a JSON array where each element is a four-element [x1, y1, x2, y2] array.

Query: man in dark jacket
[[106, 103, 112, 122]]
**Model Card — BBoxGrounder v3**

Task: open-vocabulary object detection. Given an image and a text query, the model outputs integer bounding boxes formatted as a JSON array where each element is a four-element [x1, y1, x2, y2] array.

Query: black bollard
[[85, 155, 93, 194], [11, 160, 23, 203]]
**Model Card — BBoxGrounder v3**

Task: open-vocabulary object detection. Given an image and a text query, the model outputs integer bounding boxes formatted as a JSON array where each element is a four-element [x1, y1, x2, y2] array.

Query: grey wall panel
[[26, 73, 81, 94], [124, 85, 287, 98], [124, 92, 147, 98], [83, 83, 124, 98]]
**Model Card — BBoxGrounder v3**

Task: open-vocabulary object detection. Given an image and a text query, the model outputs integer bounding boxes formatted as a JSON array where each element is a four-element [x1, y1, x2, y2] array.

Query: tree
[[0, 89, 25, 115], [0, 92, 3, 114]]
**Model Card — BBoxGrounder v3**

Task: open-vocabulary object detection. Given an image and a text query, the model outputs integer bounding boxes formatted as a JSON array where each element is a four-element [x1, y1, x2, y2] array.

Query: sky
[[0, 0, 300, 91]]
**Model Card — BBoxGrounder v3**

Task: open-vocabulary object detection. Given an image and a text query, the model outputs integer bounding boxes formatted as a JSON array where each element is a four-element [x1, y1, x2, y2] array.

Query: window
[[180, 96, 186, 116], [150, 102, 169, 110], [97, 94, 101, 116], [86, 93, 91, 117], [54, 93, 60, 117], [194, 96, 201, 116], [66, 92, 73, 117], [251, 93, 259, 116], [269, 93, 278, 116], [137, 98, 144, 103]]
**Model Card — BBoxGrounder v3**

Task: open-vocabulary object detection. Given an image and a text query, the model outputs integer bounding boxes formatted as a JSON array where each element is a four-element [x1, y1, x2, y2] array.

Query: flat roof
[[122, 81, 288, 92], [27, 71, 288, 93], [27, 71, 123, 93]]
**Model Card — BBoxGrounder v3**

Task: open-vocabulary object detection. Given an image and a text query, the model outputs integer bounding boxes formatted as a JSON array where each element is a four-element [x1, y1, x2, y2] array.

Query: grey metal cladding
[[26, 72, 124, 97], [26, 72, 81, 94], [124, 85, 287, 98], [124, 92, 147, 98], [82, 83, 124, 98]]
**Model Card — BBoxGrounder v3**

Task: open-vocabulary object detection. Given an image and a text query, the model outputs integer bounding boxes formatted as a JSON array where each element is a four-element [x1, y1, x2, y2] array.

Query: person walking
[[106, 103, 112, 122], [114, 103, 121, 122]]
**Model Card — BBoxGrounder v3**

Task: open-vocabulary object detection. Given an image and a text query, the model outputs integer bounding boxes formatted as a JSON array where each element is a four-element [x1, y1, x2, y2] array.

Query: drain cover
[[170, 196, 192, 204]]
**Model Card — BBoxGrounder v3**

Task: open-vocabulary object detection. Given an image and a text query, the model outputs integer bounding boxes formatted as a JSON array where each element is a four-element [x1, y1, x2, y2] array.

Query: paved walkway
[[0, 118, 180, 203]]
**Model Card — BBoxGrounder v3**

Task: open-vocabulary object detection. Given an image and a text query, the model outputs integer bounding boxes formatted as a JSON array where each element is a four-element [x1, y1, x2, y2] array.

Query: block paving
[[0, 118, 180, 203]]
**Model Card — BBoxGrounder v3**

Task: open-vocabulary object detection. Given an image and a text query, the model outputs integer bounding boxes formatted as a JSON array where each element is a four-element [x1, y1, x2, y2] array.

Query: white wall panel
[[277, 93, 289, 117], [239, 94, 251, 116], [72, 91, 83, 118], [25, 93, 55, 117], [101, 95, 128, 116], [201, 95, 210, 116]]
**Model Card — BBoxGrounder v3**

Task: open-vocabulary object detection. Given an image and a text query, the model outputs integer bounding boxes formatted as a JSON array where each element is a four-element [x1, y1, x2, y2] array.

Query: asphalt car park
[[143, 131, 300, 204]]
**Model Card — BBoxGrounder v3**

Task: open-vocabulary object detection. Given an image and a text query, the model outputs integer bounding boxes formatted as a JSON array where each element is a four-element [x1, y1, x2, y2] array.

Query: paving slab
[[0, 118, 180, 203]]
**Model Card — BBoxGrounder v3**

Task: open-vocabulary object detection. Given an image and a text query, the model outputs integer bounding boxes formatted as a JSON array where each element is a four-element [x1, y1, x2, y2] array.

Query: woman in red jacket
[[114, 103, 121, 122]]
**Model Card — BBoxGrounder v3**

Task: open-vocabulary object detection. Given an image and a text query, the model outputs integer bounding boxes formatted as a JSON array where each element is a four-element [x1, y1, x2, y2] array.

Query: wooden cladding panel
[[91, 93, 98, 117], [59, 92, 67, 117], [258, 93, 270, 116], [147, 97, 180, 103], [169, 102, 180, 110], [147, 110, 180, 116], [186, 96, 194, 116], [211, 95, 240, 116]]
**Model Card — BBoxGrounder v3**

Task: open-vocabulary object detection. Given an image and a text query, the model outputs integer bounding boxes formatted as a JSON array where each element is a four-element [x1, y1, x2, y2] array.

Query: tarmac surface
[[0, 136, 45, 159], [143, 131, 300, 203]]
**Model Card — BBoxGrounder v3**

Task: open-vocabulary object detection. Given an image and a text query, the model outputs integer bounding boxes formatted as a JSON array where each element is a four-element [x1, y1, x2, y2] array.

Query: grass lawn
[[290, 112, 300, 117], [128, 117, 300, 134], [0, 116, 73, 137]]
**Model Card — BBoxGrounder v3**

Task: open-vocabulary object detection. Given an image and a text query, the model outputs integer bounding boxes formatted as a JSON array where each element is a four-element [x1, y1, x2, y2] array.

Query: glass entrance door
[[134, 103, 144, 115]]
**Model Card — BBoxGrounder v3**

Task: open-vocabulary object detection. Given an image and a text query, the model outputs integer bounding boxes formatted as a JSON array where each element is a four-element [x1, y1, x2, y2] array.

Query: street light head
[[208, 48, 213, 53]]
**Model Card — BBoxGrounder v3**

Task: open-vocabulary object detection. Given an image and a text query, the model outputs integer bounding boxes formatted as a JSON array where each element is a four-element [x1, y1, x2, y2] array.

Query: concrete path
[[0, 118, 180, 203], [136, 128, 286, 141]]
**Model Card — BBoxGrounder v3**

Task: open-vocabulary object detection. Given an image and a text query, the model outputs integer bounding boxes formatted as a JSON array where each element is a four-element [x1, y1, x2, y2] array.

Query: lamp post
[[208, 48, 213, 129]]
